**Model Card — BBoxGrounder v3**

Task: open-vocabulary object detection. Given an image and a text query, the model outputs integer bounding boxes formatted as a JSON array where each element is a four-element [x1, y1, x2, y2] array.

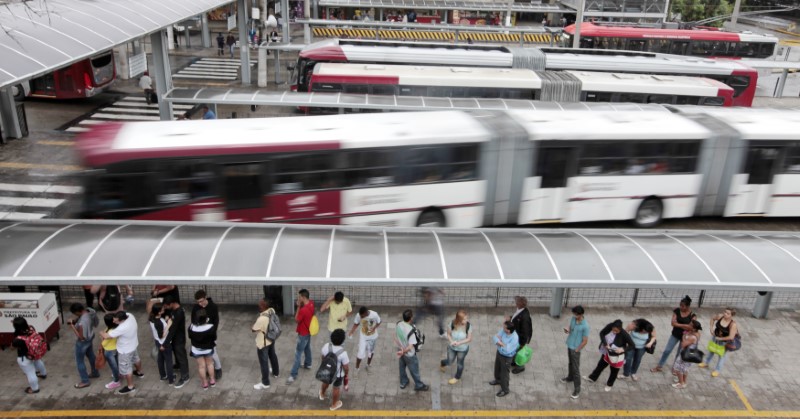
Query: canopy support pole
[[550, 288, 565, 318], [752, 291, 772, 319], [150, 30, 175, 121], [238, 0, 252, 85], [0, 88, 22, 140]]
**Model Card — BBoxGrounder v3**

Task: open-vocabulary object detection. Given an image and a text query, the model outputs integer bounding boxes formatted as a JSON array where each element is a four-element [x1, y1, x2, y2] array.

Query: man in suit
[[508, 296, 532, 374]]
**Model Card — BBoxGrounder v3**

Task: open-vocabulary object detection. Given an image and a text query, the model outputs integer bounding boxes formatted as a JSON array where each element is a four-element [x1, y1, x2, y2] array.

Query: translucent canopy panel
[[0, 0, 234, 88], [0, 220, 798, 291]]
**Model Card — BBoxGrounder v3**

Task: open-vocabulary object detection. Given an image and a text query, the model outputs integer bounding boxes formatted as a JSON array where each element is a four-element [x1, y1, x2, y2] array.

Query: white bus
[[76, 108, 800, 227]]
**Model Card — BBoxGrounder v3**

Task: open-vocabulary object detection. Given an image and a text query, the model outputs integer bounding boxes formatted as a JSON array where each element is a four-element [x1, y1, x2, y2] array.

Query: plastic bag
[[514, 345, 532, 367]]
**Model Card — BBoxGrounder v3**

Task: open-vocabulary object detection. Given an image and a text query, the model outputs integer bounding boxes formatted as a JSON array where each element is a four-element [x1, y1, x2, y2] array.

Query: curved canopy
[[0, 220, 797, 291], [0, 0, 233, 89]]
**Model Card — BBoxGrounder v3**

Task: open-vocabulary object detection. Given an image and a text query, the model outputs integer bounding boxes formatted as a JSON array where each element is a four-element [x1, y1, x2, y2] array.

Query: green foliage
[[670, 0, 734, 26]]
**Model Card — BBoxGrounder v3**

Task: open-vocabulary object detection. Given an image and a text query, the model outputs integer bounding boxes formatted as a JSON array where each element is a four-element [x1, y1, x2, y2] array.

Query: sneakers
[[560, 377, 573, 383], [286, 376, 295, 385], [711, 371, 720, 377], [672, 383, 686, 389], [330, 400, 343, 411], [272, 372, 280, 379], [698, 363, 708, 368], [302, 365, 312, 370], [632, 374, 640, 382], [582, 375, 596, 384], [105, 381, 121, 390], [133, 370, 144, 378], [415, 384, 430, 392], [174, 377, 189, 389], [254, 383, 270, 390], [118, 386, 136, 395], [570, 391, 580, 399], [319, 390, 326, 400], [604, 386, 612, 392], [619, 375, 629, 380], [215, 369, 222, 379], [439, 333, 447, 339], [448, 378, 459, 385], [202, 383, 209, 391], [400, 383, 408, 390], [366, 364, 372, 375], [209, 381, 216, 388]]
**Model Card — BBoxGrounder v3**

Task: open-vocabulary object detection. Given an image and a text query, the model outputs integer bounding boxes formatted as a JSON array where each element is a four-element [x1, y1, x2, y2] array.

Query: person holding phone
[[560, 305, 589, 399]]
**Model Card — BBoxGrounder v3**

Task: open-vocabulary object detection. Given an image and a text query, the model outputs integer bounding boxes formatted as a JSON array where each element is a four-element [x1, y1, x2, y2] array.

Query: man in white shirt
[[347, 306, 381, 375], [101, 311, 142, 395], [138, 72, 153, 105]]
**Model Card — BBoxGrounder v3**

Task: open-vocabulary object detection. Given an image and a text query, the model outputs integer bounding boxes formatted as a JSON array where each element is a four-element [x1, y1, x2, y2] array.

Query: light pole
[[572, 0, 585, 48]]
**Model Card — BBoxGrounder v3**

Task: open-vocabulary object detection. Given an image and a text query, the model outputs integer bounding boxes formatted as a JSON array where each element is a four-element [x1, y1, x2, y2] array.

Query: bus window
[[725, 75, 751, 97], [782, 145, 800, 173], [669, 142, 700, 173], [158, 160, 215, 204], [699, 97, 725, 106], [617, 93, 647, 103], [690, 41, 712, 56], [583, 91, 613, 102], [578, 142, 628, 175], [607, 37, 624, 50], [757, 43, 775, 59], [370, 84, 396, 95], [744, 147, 780, 184], [342, 150, 396, 187], [405, 146, 447, 183], [90, 173, 156, 214], [579, 37, 595, 48], [275, 154, 338, 191], [311, 82, 343, 92], [646, 94, 675, 104], [710, 41, 730, 56], [223, 163, 264, 210], [670, 41, 689, 55], [735, 42, 756, 58], [646, 39, 670, 54], [343, 84, 368, 94], [449, 145, 479, 181], [399, 85, 428, 96], [627, 39, 647, 52], [537, 147, 575, 187], [675, 96, 700, 105]]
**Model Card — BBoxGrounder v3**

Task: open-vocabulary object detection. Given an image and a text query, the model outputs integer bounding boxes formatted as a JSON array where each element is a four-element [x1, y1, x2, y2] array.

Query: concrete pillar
[[281, 285, 294, 316], [282, 0, 291, 43], [304, 0, 312, 42], [572, 0, 584, 48], [114, 45, 130, 80], [731, 0, 742, 25], [274, 50, 283, 84], [150, 30, 175, 121], [752, 291, 772, 319], [166, 26, 175, 51], [550, 288, 566, 318], [0, 88, 22, 140], [238, 0, 252, 85], [184, 26, 192, 48], [258, 45, 268, 87], [202, 13, 211, 48]]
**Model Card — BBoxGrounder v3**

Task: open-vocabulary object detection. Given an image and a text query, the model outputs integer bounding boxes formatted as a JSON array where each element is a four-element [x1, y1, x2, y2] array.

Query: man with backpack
[[68, 303, 100, 389], [252, 298, 280, 390], [318, 329, 349, 411], [193, 290, 222, 379], [394, 309, 429, 392]]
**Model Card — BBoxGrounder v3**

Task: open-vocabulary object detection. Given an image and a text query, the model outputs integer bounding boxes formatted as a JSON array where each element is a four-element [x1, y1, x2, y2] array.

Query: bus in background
[[561, 23, 779, 60], [75, 107, 800, 228], [12, 51, 116, 99], [308, 63, 735, 107], [291, 39, 758, 106]]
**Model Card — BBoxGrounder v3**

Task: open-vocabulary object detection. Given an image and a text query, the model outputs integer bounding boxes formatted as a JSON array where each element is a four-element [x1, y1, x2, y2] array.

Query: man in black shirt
[[164, 295, 189, 388], [508, 296, 533, 374], [192, 289, 222, 378]]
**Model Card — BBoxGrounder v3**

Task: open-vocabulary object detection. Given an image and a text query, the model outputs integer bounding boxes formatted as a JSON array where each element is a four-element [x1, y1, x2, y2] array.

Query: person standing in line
[[188, 310, 217, 390], [193, 290, 222, 379], [147, 285, 180, 317], [490, 320, 518, 397], [101, 311, 143, 395], [139, 72, 153, 105], [417, 287, 446, 338], [12, 317, 47, 394], [621, 318, 655, 381], [347, 306, 381, 375], [319, 329, 350, 411], [226, 33, 236, 59], [287, 289, 315, 384], [561, 305, 589, 399], [394, 309, 429, 392], [651, 296, 696, 373], [440, 309, 472, 385], [672, 320, 702, 389], [94, 285, 125, 314], [149, 303, 174, 385], [101, 313, 121, 390], [216, 32, 225, 56], [508, 296, 532, 374], [163, 295, 190, 388], [253, 298, 280, 389], [320, 291, 352, 334], [700, 308, 739, 377], [68, 303, 100, 389], [201, 105, 217, 120], [585, 319, 634, 392]]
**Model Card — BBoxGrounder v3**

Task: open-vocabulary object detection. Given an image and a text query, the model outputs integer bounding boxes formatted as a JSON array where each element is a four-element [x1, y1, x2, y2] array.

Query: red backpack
[[22, 327, 47, 360]]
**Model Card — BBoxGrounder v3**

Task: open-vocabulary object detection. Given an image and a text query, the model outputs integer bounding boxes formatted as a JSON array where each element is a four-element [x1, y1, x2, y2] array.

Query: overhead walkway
[[0, 219, 794, 317], [311, 27, 554, 43]]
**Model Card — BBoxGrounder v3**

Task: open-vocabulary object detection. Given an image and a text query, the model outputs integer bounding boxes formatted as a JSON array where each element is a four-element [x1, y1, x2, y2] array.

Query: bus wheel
[[633, 198, 663, 228], [416, 209, 446, 227]]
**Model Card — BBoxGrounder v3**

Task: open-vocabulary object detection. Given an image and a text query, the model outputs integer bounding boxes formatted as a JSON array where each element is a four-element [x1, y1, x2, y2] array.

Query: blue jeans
[[75, 337, 98, 384], [104, 349, 119, 383], [18, 357, 46, 391], [290, 334, 312, 378], [623, 347, 646, 376], [399, 354, 426, 389], [657, 335, 681, 368], [704, 339, 728, 372], [441, 346, 469, 379]]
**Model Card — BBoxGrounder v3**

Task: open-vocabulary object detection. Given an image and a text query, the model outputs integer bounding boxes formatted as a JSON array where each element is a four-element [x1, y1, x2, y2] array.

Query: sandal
[[74, 382, 90, 389], [650, 367, 662, 373], [25, 387, 39, 394], [330, 400, 343, 411]]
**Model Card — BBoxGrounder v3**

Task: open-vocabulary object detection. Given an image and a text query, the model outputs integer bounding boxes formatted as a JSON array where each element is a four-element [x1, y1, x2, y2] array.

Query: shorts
[[191, 348, 215, 358], [331, 376, 343, 387], [118, 350, 141, 375], [357, 338, 377, 360]]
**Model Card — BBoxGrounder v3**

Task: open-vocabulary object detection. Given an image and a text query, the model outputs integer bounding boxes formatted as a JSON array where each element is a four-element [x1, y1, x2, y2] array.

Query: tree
[[670, 0, 734, 27]]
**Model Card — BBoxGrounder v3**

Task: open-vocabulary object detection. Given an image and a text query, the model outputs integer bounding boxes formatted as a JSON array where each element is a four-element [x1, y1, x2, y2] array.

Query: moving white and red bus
[[76, 107, 800, 227], [562, 23, 779, 60], [291, 39, 758, 106], [309, 63, 735, 106], [12, 51, 116, 100]]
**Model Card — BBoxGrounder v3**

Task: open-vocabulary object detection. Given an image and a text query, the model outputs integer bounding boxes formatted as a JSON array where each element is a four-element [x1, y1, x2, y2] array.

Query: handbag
[[645, 339, 657, 355], [604, 352, 625, 368], [725, 334, 742, 352], [94, 347, 106, 370], [680, 346, 704, 363], [707, 339, 727, 356]]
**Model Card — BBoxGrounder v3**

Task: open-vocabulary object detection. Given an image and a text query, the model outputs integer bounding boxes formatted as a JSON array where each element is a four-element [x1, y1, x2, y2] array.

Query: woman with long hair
[[651, 295, 696, 373], [440, 309, 473, 385], [585, 319, 634, 392], [12, 317, 47, 394], [672, 319, 702, 389], [149, 303, 174, 385], [188, 309, 217, 389], [700, 307, 739, 377]]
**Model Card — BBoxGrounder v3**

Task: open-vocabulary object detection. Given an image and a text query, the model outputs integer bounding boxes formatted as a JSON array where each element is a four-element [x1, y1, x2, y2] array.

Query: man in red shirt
[[287, 289, 315, 384]]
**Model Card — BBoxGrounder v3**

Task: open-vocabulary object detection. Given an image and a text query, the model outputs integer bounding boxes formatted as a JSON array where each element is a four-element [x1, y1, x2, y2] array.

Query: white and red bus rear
[[13, 51, 116, 99], [291, 39, 756, 106], [308, 63, 734, 106]]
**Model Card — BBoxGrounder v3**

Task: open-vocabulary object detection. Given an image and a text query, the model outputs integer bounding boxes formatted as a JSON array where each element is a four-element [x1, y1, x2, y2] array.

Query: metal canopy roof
[[164, 88, 669, 112], [0, 0, 233, 89], [0, 220, 797, 291], [317, 0, 567, 13]]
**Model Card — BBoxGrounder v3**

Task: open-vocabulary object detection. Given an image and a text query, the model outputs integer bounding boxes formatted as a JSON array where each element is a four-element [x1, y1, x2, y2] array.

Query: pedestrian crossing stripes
[[174, 57, 253, 81], [0, 182, 82, 221], [64, 96, 194, 133]]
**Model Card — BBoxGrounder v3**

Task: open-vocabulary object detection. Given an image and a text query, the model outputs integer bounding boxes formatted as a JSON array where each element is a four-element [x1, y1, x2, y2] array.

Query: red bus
[[13, 51, 116, 99], [562, 23, 779, 60]]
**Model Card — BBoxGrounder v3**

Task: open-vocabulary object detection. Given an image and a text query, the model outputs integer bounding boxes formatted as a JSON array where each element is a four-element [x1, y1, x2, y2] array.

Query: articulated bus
[[77, 108, 800, 228], [562, 23, 779, 60], [291, 39, 758, 106], [12, 51, 116, 99], [309, 63, 734, 106]]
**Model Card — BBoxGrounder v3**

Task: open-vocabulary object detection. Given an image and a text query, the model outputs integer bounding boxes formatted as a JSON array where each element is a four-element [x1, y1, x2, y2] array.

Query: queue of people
[[10, 290, 742, 410]]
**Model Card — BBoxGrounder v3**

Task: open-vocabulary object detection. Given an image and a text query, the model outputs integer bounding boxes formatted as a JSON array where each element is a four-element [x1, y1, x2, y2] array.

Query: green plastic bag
[[515, 345, 532, 367], [707, 339, 726, 357]]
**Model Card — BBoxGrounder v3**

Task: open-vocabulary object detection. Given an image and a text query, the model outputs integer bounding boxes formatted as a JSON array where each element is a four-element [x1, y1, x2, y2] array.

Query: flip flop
[[74, 382, 90, 389]]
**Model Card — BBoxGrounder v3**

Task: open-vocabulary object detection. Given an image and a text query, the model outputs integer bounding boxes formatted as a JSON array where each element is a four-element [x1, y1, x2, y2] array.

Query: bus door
[[222, 162, 267, 222], [527, 146, 577, 222], [726, 146, 780, 216]]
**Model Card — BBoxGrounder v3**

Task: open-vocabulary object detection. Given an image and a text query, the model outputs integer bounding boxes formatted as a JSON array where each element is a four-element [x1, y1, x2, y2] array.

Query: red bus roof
[[564, 23, 743, 41]]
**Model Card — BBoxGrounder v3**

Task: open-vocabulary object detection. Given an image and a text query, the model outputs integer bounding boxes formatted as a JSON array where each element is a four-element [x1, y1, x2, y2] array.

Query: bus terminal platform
[[1, 303, 798, 418]]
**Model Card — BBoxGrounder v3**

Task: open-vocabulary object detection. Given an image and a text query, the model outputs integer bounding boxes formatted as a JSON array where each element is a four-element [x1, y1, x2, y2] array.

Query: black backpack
[[102, 285, 121, 311], [315, 343, 343, 384], [408, 324, 425, 352]]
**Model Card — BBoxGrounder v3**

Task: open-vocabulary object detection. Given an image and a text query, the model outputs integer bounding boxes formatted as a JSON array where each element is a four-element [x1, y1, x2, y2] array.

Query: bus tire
[[416, 209, 446, 227], [633, 198, 663, 228]]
